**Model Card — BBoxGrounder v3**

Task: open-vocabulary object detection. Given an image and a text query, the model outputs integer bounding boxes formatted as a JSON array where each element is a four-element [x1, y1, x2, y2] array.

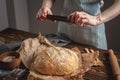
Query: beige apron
[[57, 0, 107, 50]]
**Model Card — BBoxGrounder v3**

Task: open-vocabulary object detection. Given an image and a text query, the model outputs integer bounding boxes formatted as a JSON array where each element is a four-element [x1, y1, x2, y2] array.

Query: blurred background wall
[[0, 0, 120, 51]]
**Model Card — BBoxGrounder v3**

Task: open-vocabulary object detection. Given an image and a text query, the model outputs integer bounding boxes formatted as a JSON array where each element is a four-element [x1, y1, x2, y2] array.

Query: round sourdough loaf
[[18, 34, 80, 76]]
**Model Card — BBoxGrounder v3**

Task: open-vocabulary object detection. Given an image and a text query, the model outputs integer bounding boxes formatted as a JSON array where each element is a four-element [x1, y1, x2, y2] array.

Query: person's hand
[[68, 11, 101, 26], [36, 7, 53, 21]]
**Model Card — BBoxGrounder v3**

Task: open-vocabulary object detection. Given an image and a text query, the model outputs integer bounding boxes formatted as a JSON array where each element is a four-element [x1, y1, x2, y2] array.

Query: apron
[[57, 0, 107, 50]]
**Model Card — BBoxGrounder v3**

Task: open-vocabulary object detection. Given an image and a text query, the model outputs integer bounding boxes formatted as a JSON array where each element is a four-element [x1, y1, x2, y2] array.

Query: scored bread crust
[[18, 34, 81, 76]]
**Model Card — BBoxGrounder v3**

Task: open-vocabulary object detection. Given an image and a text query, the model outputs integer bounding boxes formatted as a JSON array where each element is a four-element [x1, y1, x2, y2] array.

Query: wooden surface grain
[[0, 28, 120, 80]]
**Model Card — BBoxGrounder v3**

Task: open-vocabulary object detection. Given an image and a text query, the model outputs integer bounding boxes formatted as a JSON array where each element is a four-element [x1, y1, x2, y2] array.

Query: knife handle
[[47, 15, 71, 23]]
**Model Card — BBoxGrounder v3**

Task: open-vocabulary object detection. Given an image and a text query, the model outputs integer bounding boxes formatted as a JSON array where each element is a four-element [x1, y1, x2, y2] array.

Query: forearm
[[97, 0, 120, 24], [41, 0, 55, 9]]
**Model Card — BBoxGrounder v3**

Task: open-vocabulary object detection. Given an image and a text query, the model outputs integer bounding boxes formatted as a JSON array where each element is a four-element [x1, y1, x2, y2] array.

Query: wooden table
[[0, 28, 120, 80]]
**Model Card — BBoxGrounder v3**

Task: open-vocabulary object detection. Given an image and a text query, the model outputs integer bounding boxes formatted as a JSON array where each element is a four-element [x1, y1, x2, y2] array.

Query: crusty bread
[[18, 34, 81, 76]]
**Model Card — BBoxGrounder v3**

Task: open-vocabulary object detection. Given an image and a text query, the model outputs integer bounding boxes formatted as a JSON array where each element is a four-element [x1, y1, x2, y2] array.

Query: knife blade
[[47, 15, 71, 23]]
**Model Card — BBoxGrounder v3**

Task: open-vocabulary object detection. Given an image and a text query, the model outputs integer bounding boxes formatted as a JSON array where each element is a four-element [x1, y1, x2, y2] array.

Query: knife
[[47, 15, 71, 23]]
